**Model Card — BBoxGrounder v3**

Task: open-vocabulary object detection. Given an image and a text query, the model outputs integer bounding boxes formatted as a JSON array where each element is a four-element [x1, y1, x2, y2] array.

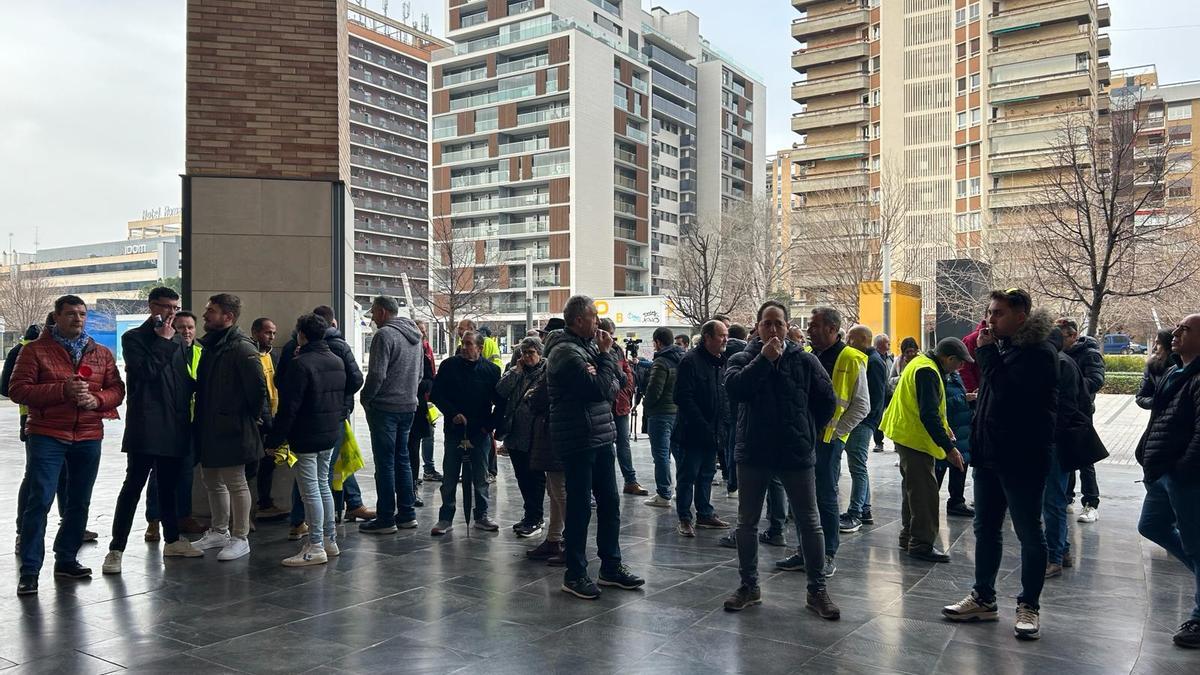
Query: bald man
[[840, 325, 887, 533]]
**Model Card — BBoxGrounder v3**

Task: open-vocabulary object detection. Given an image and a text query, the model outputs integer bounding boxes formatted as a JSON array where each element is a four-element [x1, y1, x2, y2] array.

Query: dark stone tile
[[0, 615, 118, 664], [324, 635, 481, 674], [587, 599, 710, 637], [283, 605, 425, 649], [151, 599, 310, 647], [0, 650, 123, 674], [360, 586, 478, 623], [655, 625, 821, 673], [133, 653, 246, 674], [620, 652, 731, 675], [77, 632, 194, 668], [849, 614, 958, 653], [400, 608, 554, 657], [796, 655, 908, 675], [149, 572, 281, 610], [534, 621, 670, 665], [187, 626, 357, 675], [820, 634, 942, 675], [934, 641, 1111, 675], [949, 623, 1142, 673], [257, 578, 384, 614], [697, 598, 871, 651]]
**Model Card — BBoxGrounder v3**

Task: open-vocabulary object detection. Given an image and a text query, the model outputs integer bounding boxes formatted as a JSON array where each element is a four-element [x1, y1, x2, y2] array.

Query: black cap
[[543, 317, 566, 333], [934, 337, 974, 363]]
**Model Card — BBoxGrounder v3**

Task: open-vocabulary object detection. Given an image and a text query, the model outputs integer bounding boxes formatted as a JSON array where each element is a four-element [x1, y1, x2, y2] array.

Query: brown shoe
[[527, 539, 563, 561], [178, 517, 207, 535], [346, 506, 376, 522], [623, 482, 650, 496], [1062, 554, 1073, 568], [807, 589, 841, 620], [144, 521, 161, 543], [677, 521, 696, 537], [696, 515, 731, 529], [1045, 563, 1063, 579]]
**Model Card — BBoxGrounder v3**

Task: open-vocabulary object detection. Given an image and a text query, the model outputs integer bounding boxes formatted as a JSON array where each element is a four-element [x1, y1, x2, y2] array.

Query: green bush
[[1103, 355, 1146, 373], [1101, 372, 1143, 395]]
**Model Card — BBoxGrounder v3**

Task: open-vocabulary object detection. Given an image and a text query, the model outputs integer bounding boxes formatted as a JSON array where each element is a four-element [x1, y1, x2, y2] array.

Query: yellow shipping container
[[859, 281, 923, 346]]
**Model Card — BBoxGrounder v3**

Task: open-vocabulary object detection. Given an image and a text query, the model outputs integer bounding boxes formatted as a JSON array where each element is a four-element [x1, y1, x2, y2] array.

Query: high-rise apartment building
[[789, 0, 1110, 323], [431, 0, 764, 342], [348, 6, 448, 308]]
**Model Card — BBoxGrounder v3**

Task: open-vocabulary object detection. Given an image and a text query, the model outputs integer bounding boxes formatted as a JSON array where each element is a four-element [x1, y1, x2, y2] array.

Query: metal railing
[[441, 146, 491, 163], [497, 52, 550, 76], [443, 67, 488, 87], [516, 106, 571, 126], [497, 137, 550, 156]]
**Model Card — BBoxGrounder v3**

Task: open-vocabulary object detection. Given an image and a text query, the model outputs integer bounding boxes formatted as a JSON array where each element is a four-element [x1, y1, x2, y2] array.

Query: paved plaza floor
[[0, 395, 1197, 674]]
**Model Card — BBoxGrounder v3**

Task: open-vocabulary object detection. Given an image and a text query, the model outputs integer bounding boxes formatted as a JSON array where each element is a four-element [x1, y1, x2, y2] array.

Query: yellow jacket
[[879, 353, 950, 459]]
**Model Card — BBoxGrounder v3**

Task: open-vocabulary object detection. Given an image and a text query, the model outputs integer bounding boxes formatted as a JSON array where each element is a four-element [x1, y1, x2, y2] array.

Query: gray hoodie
[[360, 317, 423, 413]]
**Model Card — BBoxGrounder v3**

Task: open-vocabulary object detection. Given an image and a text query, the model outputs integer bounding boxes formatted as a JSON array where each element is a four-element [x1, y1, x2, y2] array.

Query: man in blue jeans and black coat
[[547, 295, 645, 600]]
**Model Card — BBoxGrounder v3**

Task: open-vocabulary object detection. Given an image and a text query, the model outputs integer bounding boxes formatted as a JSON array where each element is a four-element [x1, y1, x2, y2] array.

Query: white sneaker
[[194, 529, 231, 551], [1014, 603, 1041, 640], [1077, 506, 1098, 523], [102, 550, 123, 575], [1065, 504, 1075, 514], [282, 543, 327, 567], [216, 537, 250, 561], [644, 494, 672, 508], [324, 540, 340, 557], [163, 539, 204, 558]]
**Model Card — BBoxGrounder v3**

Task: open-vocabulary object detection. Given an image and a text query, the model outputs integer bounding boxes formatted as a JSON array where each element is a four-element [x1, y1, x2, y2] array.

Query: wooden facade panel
[[549, 206, 569, 231], [457, 110, 475, 136], [522, 157, 533, 180], [635, 168, 648, 194], [559, 64, 570, 91], [488, 134, 499, 158], [509, 157, 520, 177], [635, 194, 648, 219], [613, 267, 625, 291], [548, 36, 570, 64], [619, 61, 633, 86], [549, 289, 570, 311], [549, 233, 570, 260], [431, 142, 442, 165], [639, 93, 648, 119], [614, 109, 627, 135], [486, 0, 505, 20], [498, 265, 510, 288], [549, 178, 570, 203], [433, 166, 450, 191], [536, 69, 547, 96], [635, 144, 648, 168], [432, 192, 450, 217], [487, 53, 497, 78], [432, 65, 443, 89], [433, 90, 449, 115], [635, 219, 648, 242], [474, 239, 486, 264], [499, 103, 518, 129], [614, 240, 628, 263], [448, 8, 461, 31], [549, 121, 570, 149]]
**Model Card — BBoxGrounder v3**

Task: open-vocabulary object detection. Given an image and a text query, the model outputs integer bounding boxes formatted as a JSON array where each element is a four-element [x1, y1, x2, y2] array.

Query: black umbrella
[[459, 437, 474, 537]]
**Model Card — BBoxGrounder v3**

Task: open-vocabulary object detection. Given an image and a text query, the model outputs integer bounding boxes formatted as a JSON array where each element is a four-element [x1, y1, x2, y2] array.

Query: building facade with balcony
[[788, 0, 1110, 324], [432, 0, 763, 341], [348, 7, 449, 309]]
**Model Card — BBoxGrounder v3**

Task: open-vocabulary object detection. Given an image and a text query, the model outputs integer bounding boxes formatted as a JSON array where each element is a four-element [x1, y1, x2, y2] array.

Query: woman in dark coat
[[1137, 329, 1181, 410]]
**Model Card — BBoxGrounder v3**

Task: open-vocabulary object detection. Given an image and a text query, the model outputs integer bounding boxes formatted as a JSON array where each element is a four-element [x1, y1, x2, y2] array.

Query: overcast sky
[[1, 0, 1197, 251]]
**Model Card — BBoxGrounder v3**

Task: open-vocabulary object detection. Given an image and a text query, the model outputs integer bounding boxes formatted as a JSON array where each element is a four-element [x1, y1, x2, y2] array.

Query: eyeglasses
[[150, 301, 181, 312]]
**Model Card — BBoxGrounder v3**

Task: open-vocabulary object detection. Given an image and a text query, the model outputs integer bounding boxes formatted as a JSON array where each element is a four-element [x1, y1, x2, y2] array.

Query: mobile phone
[[153, 314, 165, 328]]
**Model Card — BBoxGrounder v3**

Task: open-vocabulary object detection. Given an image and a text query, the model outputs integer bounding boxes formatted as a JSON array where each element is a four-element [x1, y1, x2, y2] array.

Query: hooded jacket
[[193, 325, 268, 468], [545, 328, 622, 454], [969, 309, 1059, 475], [495, 358, 545, 450], [1137, 358, 1200, 483], [724, 338, 836, 470], [643, 344, 685, 416], [266, 340, 347, 453], [1137, 353, 1183, 410], [8, 330, 125, 443], [1064, 334, 1105, 402], [944, 372, 972, 458], [121, 319, 193, 457], [361, 316, 423, 414], [673, 345, 727, 453]]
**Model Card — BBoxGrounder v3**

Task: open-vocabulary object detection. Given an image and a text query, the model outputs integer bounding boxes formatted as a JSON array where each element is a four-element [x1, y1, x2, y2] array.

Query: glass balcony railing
[[614, 173, 637, 190], [498, 137, 550, 156], [460, 12, 487, 28], [451, 193, 551, 214], [516, 106, 571, 126], [440, 16, 645, 64], [508, 0, 536, 17], [497, 248, 550, 261], [614, 224, 638, 240], [588, 0, 621, 17], [623, 126, 648, 144], [613, 199, 637, 215], [624, 280, 648, 293], [614, 95, 629, 110], [497, 53, 550, 76], [645, 44, 696, 81], [450, 171, 510, 189], [531, 162, 570, 177], [443, 68, 488, 87], [615, 147, 638, 164], [631, 77, 649, 94], [441, 146, 491, 163], [652, 73, 696, 104], [652, 94, 697, 126]]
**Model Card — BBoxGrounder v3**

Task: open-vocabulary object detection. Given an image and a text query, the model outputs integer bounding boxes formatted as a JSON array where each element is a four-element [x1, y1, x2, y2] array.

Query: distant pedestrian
[[496, 336, 546, 537], [839, 324, 885, 533], [1043, 327, 1094, 578], [643, 327, 684, 507], [251, 317, 285, 521], [598, 318, 646, 496], [872, 333, 894, 453], [672, 320, 731, 537], [1136, 328, 1181, 410], [1055, 318, 1105, 524]]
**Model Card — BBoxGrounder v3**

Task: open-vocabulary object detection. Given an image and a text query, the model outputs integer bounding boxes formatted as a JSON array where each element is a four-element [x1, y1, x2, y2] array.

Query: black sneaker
[[1174, 620, 1200, 649], [413, 498, 424, 508], [807, 588, 841, 620], [723, 585, 762, 612], [358, 520, 398, 535], [775, 553, 805, 572], [16, 574, 37, 595], [514, 521, 544, 538], [908, 545, 951, 563], [598, 564, 645, 590], [947, 502, 975, 518], [759, 531, 785, 547], [718, 534, 737, 549], [561, 576, 601, 600], [872, 445, 884, 453], [53, 561, 92, 579], [838, 513, 862, 533], [423, 471, 443, 482], [860, 509, 874, 525]]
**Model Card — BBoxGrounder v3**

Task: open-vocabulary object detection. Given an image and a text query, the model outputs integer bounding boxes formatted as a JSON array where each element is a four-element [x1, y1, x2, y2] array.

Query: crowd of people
[[4, 288, 1199, 650]]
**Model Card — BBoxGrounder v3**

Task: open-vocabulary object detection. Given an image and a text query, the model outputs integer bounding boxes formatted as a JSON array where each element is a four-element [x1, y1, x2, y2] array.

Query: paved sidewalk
[[1093, 394, 1151, 466]]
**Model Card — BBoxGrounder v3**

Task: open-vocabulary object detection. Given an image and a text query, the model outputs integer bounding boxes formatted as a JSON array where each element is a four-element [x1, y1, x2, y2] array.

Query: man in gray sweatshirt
[[358, 295, 425, 534]]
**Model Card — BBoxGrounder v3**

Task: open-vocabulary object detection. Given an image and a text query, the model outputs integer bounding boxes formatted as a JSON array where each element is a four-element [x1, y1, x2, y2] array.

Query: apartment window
[[957, 42, 967, 60], [433, 115, 457, 139], [957, 146, 968, 164], [476, 107, 499, 131], [956, 111, 968, 130], [1169, 185, 1193, 199], [956, 212, 982, 233], [970, 177, 980, 196], [1169, 129, 1192, 146], [873, 122, 881, 139], [872, 156, 881, 171], [970, 38, 981, 55], [871, 56, 881, 73], [957, 77, 967, 95], [970, 74, 981, 91], [594, 13, 622, 36], [546, 68, 559, 93], [955, 8, 967, 26], [871, 24, 880, 40], [969, 3, 980, 21], [970, 108, 982, 126], [1168, 102, 1194, 120], [956, 179, 967, 198], [872, 90, 881, 106]]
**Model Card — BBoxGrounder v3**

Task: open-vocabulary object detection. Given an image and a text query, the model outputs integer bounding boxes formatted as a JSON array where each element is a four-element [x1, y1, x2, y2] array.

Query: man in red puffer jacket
[[10, 294, 125, 595]]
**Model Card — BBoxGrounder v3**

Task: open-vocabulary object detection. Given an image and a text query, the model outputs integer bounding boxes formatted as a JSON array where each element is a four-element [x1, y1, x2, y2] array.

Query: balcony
[[1098, 34, 1111, 57], [442, 67, 488, 87], [515, 106, 571, 126], [989, 70, 1093, 104], [441, 146, 491, 163], [614, 223, 638, 240], [792, 170, 869, 193], [588, 0, 621, 17], [792, 104, 871, 132], [452, 219, 549, 239], [615, 147, 638, 165], [531, 162, 570, 178], [614, 173, 637, 190], [988, 186, 1045, 209], [497, 137, 550, 156], [988, 32, 1094, 68], [623, 280, 648, 294], [791, 73, 870, 102], [355, 198, 427, 219], [1098, 3, 1110, 27], [450, 171, 509, 189], [451, 193, 551, 215], [614, 199, 637, 216], [1097, 62, 1110, 86], [645, 44, 697, 82], [652, 72, 697, 104], [989, 0, 1095, 35], [989, 149, 1057, 174], [791, 40, 870, 72], [790, 139, 870, 163], [497, 248, 550, 262], [496, 53, 550, 77], [791, 8, 870, 40], [652, 94, 697, 126], [624, 254, 647, 268]]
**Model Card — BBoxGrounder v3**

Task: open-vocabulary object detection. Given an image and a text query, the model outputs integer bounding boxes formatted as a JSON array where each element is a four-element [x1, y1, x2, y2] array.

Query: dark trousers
[[367, 409, 417, 525], [407, 427, 424, 494], [147, 447, 194, 523], [936, 459, 969, 506], [16, 442, 67, 533], [19, 435, 101, 576], [674, 443, 716, 523], [1067, 464, 1100, 508], [508, 448, 546, 525], [724, 424, 738, 491], [897, 444, 939, 550], [1138, 474, 1200, 622], [563, 444, 622, 581], [972, 466, 1048, 609], [439, 430, 492, 522], [765, 478, 785, 537], [113, 453, 183, 550], [873, 426, 885, 449], [256, 455, 277, 509], [736, 464, 826, 591]]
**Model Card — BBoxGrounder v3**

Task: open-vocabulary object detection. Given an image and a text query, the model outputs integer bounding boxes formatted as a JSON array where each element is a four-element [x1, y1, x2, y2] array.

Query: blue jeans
[[844, 425, 873, 518], [146, 447, 194, 523], [422, 425, 437, 473], [1042, 449, 1071, 565], [439, 430, 491, 522], [296, 449, 336, 546], [725, 424, 738, 492], [18, 435, 102, 576], [813, 439, 844, 557], [563, 444, 622, 581], [290, 423, 363, 526], [366, 409, 417, 525], [1139, 474, 1200, 621], [972, 466, 1048, 609], [614, 414, 637, 485], [674, 443, 716, 523], [646, 415, 675, 499], [16, 442, 67, 532]]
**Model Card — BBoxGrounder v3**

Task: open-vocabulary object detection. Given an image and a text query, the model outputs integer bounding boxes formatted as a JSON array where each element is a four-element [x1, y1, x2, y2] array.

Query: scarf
[[51, 325, 91, 367]]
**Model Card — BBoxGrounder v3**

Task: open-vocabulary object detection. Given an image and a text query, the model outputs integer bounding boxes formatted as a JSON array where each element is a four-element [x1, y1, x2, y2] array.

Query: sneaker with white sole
[[324, 540, 340, 557], [216, 537, 250, 561], [163, 539, 204, 558], [644, 494, 672, 508], [942, 592, 1000, 622], [431, 520, 454, 536], [1014, 603, 1040, 639], [102, 550, 122, 575], [193, 529, 231, 551], [1076, 506, 1098, 523], [282, 543, 328, 567]]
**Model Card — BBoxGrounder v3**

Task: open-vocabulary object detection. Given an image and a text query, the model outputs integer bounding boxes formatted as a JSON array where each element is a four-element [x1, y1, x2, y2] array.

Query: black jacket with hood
[[724, 338, 836, 470], [545, 328, 622, 455], [194, 325, 269, 468], [1065, 334, 1105, 403], [969, 309, 1059, 475], [673, 345, 727, 453], [266, 340, 348, 453]]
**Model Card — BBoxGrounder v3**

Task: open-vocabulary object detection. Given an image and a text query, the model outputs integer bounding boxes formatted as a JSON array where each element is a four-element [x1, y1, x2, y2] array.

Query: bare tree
[[668, 216, 746, 329], [1021, 110, 1200, 336], [416, 217, 501, 353], [722, 197, 796, 316], [0, 265, 57, 335]]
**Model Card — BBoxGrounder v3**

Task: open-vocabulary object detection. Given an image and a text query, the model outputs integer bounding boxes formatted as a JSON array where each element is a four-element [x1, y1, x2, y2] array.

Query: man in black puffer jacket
[[943, 289, 1057, 641], [722, 301, 840, 618], [266, 314, 346, 567], [673, 320, 730, 537], [1136, 313, 1200, 649], [1055, 318, 1104, 523], [722, 323, 749, 496], [546, 295, 644, 600]]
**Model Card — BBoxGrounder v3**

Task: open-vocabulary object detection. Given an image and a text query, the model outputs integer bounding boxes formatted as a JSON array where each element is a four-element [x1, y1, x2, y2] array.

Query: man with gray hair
[[839, 324, 886, 534], [546, 295, 644, 599], [358, 295, 425, 535]]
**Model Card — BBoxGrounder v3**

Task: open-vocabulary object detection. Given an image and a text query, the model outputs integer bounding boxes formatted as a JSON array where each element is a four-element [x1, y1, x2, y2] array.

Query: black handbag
[[1057, 418, 1109, 472]]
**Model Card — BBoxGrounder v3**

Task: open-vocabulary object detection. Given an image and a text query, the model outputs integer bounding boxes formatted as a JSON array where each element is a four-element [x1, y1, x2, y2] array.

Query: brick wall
[[186, 0, 348, 181]]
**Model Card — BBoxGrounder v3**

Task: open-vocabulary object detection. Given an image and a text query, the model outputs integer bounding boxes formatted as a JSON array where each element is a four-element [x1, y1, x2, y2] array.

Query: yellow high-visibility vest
[[879, 353, 949, 459], [260, 352, 278, 416], [823, 346, 868, 443]]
